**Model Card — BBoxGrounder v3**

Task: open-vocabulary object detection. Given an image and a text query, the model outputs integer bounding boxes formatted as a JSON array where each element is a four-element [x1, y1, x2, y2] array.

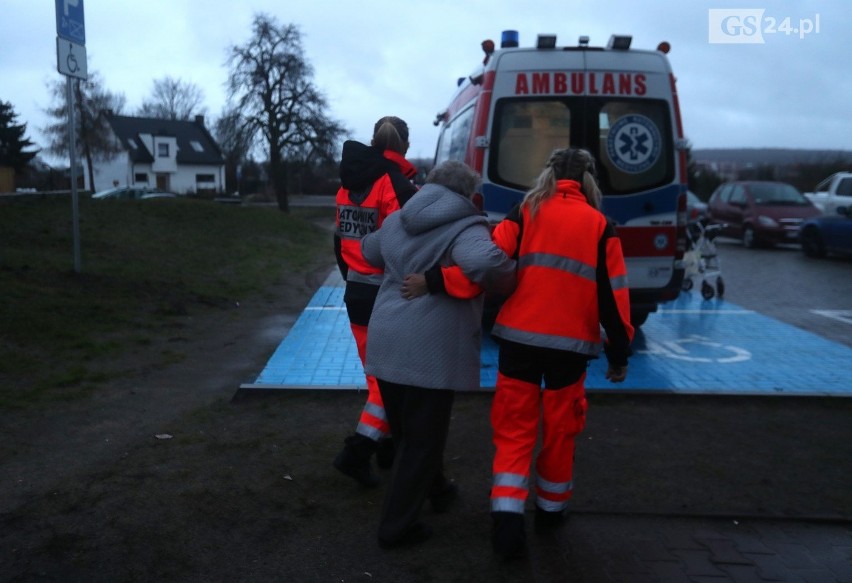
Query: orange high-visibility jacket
[[491, 180, 634, 365], [335, 143, 417, 284]]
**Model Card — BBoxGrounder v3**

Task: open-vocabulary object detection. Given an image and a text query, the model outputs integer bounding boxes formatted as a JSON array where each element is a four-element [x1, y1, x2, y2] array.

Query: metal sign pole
[[56, 0, 86, 273], [67, 76, 82, 273]]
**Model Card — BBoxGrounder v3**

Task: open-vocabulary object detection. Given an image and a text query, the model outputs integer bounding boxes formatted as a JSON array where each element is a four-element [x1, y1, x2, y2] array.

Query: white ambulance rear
[[433, 31, 688, 326]]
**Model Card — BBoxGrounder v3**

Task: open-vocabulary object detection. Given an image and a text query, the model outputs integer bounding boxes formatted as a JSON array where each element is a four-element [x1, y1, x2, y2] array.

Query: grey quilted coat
[[362, 183, 516, 391]]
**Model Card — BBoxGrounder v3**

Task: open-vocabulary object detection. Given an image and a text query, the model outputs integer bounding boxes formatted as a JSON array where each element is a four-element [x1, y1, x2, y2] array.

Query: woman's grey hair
[[425, 160, 481, 199]]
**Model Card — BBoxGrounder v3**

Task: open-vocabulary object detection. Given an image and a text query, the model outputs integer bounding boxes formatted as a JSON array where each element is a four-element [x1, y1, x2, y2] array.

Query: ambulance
[[433, 31, 689, 326]]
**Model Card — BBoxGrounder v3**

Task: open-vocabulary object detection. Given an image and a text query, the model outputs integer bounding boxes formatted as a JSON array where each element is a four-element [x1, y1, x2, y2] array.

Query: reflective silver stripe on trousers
[[537, 475, 573, 495], [519, 253, 595, 282], [491, 323, 602, 355], [536, 497, 569, 512], [491, 497, 526, 513], [356, 422, 386, 441], [493, 472, 529, 489], [362, 401, 387, 423], [347, 271, 384, 286]]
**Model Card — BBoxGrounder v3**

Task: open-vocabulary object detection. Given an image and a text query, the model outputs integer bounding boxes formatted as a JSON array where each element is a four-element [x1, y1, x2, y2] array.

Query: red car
[[707, 181, 822, 248]]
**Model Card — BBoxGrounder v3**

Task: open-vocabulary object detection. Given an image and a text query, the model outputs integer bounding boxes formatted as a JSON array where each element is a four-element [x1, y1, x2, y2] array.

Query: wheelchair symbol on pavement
[[639, 334, 751, 363]]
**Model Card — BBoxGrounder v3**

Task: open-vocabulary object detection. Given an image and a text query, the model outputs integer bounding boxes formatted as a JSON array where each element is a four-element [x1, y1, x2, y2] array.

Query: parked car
[[803, 172, 852, 216], [707, 181, 821, 248], [799, 205, 852, 258], [686, 190, 708, 223], [91, 186, 175, 200]]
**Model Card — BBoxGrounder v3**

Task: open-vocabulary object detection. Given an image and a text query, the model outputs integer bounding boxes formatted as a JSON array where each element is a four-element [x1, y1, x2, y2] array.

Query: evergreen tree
[[0, 100, 39, 173]]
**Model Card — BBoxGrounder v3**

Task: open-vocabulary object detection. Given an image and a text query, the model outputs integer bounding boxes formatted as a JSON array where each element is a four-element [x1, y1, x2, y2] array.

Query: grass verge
[[0, 196, 330, 408]]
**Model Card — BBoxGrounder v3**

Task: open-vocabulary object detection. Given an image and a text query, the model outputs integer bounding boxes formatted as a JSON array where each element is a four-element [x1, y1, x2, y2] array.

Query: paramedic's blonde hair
[[523, 148, 602, 215]]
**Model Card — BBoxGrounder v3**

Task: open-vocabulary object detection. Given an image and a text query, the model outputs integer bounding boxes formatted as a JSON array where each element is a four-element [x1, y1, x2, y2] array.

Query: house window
[[157, 143, 169, 157], [190, 140, 204, 153], [196, 173, 216, 193], [135, 173, 149, 183]]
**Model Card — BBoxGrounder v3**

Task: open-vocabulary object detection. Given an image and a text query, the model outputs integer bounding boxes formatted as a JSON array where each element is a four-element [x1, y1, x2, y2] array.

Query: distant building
[[87, 114, 225, 195], [692, 148, 852, 183]]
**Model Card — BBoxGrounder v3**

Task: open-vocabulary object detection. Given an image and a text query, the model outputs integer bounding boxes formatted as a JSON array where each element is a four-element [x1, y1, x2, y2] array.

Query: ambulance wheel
[[682, 277, 693, 291], [630, 309, 650, 328], [701, 281, 715, 300], [716, 277, 725, 298]]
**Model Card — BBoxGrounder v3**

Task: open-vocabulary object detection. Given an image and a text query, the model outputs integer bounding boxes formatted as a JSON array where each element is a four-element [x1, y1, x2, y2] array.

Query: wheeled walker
[[681, 219, 725, 300]]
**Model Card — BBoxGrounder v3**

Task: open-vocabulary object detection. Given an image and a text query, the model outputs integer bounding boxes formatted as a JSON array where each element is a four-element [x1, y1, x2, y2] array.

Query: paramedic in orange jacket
[[405, 148, 633, 559], [489, 147, 633, 559], [332, 116, 417, 487]]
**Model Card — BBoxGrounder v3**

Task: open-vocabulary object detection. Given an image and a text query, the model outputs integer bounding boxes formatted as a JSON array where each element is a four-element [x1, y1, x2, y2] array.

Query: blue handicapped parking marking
[[242, 272, 852, 397]]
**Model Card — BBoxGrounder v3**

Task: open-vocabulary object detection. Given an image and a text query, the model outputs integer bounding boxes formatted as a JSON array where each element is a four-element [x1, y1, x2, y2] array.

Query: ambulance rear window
[[595, 99, 673, 195], [489, 97, 673, 196], [492, 100, 571, 188]]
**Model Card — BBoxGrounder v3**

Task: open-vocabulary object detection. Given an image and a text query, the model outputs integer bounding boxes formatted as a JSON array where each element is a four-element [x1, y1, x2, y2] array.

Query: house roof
[[106, 114, 225, 166]]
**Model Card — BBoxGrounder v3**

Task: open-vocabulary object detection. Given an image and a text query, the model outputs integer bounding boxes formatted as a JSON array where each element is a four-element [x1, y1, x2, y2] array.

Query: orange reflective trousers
[[490, 371, 588, 514], [349, 322, 390, 440]]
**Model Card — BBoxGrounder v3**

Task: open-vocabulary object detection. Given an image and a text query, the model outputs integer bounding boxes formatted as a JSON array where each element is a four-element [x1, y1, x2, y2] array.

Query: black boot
[[534, 505, 568, 532], [333, 434, 379, 487], [492, 511, 526, 560], [429, 479, 458, 513], [375, 437, 395, 469], [378, 522, 433, 549]]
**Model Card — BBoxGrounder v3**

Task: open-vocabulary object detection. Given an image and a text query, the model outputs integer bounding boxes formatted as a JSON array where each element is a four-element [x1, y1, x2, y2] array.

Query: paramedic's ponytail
[[581, 168, 602, 210], [522, 164, 557, 217], [372, 116, 410, 154]]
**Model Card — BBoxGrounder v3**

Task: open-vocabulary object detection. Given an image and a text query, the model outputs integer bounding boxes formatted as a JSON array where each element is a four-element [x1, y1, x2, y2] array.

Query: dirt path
[[0, 260, 335, 517]]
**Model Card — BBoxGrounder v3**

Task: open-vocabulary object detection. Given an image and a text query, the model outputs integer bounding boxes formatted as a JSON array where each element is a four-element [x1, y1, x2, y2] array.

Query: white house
[[86, 114, 225, 195]]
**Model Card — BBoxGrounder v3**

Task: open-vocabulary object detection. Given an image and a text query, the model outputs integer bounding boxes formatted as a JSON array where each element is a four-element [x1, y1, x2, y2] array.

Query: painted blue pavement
[[241, 271, 852, 396]]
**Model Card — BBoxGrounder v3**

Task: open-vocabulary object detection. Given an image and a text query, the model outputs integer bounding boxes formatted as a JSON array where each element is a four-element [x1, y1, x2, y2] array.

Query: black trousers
[[343, 281, 378, 327], [376, 379, 455, 543]]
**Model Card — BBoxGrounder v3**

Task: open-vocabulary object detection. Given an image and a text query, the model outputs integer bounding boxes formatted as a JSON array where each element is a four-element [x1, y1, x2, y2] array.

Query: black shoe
[[491, 512, 526, 560], [534, 506, 567, 532], [333, 435, 379, 488], [378, 522, 433, 549], [429, 481, 458, 513], [375, 437, 395, 469]]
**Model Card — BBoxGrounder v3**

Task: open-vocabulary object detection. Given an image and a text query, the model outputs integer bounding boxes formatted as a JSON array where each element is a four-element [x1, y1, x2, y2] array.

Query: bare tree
[[225, 13, 345, 211], [42, 70, 126, 190], [138, 76, 207, 120]]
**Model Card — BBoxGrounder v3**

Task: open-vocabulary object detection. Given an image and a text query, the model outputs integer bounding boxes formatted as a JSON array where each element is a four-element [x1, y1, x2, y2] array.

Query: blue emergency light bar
[[501, 30, 519, 48]]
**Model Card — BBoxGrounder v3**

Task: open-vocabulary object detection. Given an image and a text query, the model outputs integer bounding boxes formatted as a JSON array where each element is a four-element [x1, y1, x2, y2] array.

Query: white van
[[434, 31, 689, 326]]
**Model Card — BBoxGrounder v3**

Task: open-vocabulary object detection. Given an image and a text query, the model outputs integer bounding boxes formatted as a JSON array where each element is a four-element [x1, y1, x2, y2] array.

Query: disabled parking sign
[[606, 114, 661, 174]]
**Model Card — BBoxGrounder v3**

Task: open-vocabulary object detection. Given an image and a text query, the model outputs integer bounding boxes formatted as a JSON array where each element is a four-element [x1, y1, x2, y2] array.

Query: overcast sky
[[2, 0, 850, 164]]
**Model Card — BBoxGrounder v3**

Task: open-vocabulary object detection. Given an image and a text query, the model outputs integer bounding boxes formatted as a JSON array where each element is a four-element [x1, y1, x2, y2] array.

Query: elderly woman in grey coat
[[361, 160, 516, 548]]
